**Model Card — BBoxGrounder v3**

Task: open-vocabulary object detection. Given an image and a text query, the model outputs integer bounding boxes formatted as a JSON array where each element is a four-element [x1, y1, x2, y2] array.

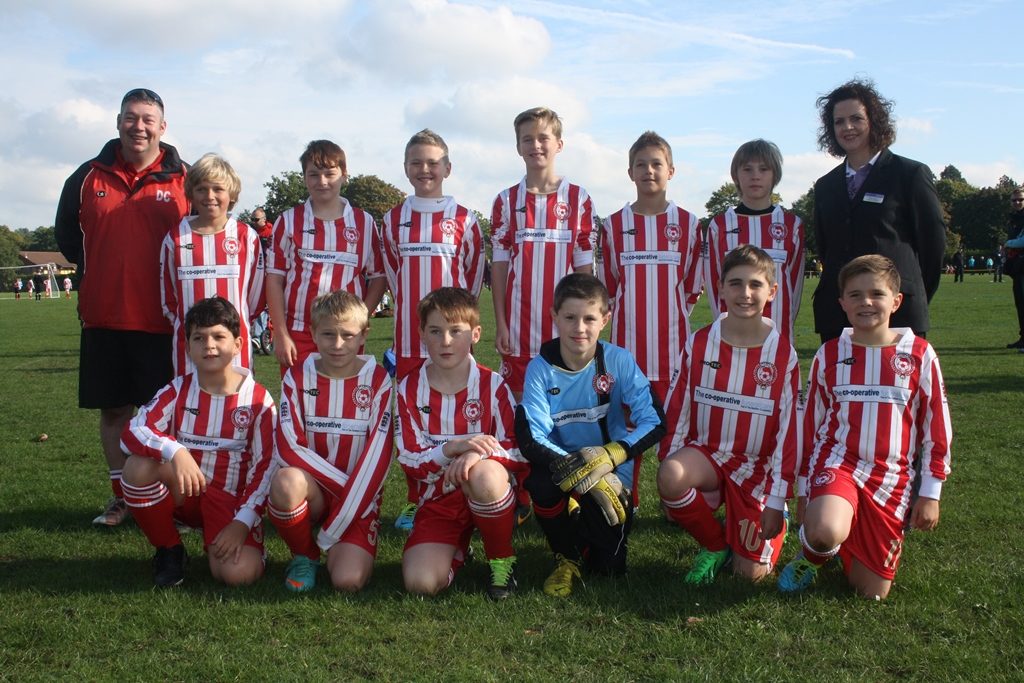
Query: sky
[[1, 0, 1021, 230]]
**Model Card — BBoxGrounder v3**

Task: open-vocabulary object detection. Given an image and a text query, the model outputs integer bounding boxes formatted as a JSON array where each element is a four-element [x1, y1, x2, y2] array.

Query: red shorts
[[809, 467, 905, 580], [175, 486, 264, 552], [694, 444, 786, 566], [405, 490, 474, 553], [499, 355, 530, 395], [317, 493, 383, 557]]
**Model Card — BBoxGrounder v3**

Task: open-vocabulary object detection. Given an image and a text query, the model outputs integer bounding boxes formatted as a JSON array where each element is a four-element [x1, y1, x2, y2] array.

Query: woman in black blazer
[[811, 79, 946, 343]]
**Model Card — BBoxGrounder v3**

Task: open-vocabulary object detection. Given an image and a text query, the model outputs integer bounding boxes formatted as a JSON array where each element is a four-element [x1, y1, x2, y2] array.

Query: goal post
[[0, 263, 64, 300]]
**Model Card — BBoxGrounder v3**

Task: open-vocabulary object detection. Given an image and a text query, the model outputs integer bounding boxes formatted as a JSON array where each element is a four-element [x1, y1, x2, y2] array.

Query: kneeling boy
[[396, 288, 527, 599], [779, 255, 952, 599], [516, 273, 665, 597], [658, 245, 800, 584], [268, 291, 394, 593], [121, 297, 277, 587]]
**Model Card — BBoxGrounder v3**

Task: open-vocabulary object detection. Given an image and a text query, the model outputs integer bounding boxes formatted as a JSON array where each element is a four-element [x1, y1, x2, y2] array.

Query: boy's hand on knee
[[910, 497, 940, 531], [171, 449, 206, 497], [211, 520, 249, 563], [444, 452, 481, 488], [759, 507, 784, 540]]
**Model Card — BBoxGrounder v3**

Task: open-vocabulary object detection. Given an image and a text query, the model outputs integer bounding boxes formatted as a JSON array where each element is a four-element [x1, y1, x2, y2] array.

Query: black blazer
[[812, 149, 946, 340]]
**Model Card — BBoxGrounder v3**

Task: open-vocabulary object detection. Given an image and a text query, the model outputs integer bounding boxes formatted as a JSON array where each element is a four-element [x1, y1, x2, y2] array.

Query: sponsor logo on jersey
[[769, 222, 787, 241], [592, 372, 615, 395], [702, 360, 721, 369], [420, 405, 432, 414], [96, 191, 106, 197], [834, 356, 856, 367], [554, 201, 571, 221], [304, 228, 317, 234], [399, 221, 414, 228], [462, 399, 483, 424], [833, 384, 912, 405], [890, 352, 916, 378], [183, 406, 200, 416], [182, 242, 194, 250], [812, 469, 836, 488], [753, 361, 778, 387], [231, 406, 253, 430], [353, 385, 372, 410], [547, 387, 561, 395], [664, 223, 681, 242], [222, 236, 240, 256], [440, 218, 457, 236], [343, 226, 359, 244], [303, 388, 320, 397], [515, 205, 527, 213]]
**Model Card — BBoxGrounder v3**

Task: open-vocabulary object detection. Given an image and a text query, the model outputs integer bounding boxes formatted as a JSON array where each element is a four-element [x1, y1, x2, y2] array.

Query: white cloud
[[899, 116, 935, 134], [959, 161, 1024, 189]]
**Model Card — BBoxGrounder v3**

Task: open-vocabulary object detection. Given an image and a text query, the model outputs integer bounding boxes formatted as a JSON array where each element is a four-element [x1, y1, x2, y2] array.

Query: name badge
[[863, 193, 885, 204]]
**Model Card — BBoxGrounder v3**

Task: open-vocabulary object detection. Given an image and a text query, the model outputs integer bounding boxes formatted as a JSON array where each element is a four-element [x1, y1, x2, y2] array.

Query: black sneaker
[[153, 544, 187, 587], [1006, 339, 1024, 349], [486, 556, 517, 600]]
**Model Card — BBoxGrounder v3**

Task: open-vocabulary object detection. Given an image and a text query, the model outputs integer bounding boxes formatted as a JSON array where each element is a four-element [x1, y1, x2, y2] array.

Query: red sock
[[662, 488, 727, 552], [122, 481, 180, 548], [269, 501, 320, 560], [110, 469, 124, 499], [469, 485, 516, 560]]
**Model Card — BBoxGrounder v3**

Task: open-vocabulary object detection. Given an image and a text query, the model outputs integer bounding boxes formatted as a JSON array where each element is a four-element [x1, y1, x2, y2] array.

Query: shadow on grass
[[0, 349, 78, 359]]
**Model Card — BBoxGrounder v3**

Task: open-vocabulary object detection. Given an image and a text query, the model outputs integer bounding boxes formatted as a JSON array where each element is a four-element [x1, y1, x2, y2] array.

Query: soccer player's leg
[[657, 445, 729, 584], [779, 468, 856, 593], [835, 495, 903, 600], [268, 467, 325, 592], [576, 489, 634, 577], [464, 459, 518, 599], [524, 466, 582, 597], [722, 480, 785, 582], [402, 493, 473, 595], [202, 487, 265, 587], [324, 496, 383, 592], [121, 454, 188, 586]]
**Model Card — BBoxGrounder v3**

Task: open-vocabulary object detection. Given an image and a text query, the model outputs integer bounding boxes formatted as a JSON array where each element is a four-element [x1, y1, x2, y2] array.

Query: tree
[[950, 186, 1011, 250], [705, 183, 740, 219], [341, 175, 405, 222], [0, 226, 24, 288], [261, 171, 308, 222], [997, 175, 1019, 192], [26, 226, 58, 251], [473, 210, 492, 261], [939, 164, 965, 182], [789, 186, 816, 256]]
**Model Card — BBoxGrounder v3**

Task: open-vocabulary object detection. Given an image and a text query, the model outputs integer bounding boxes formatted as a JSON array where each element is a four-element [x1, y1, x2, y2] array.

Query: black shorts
[[79, 328, 173, 409]]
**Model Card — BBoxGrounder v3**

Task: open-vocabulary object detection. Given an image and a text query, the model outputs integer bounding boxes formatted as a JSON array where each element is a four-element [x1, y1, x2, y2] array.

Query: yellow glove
[[550, 443, 628, 494], [587, 473, 628, 526]]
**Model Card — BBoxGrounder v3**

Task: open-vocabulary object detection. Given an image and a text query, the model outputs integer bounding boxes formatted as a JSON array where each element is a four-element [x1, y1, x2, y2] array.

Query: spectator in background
[[952, 247, 964, 283], [1003, 188, 1024, 349]]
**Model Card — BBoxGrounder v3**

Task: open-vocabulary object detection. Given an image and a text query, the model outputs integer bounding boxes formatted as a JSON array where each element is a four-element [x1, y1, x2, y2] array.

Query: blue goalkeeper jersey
[[515, 339, 665, 491]]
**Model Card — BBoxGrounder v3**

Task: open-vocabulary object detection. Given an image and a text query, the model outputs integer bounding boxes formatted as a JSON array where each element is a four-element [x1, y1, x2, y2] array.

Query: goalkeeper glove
[[550, 442, 628, 494], [588, 473, 628, 526]]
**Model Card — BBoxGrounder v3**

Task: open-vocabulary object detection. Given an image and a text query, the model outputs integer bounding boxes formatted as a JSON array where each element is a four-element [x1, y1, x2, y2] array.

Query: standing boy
[[705, 140, 804, 339], [396, 288, 527, 599], [379, 130, 485, 531], [516, 273, 665, 597], [160, 154, 264, 374], [600, 131, 702, 403], [120, 297, 277, 587], [265, 140, 386, 373], [658, 245, 800, 584], [63, 277, 73, 298], [268, 291, 393, 593], [491, 107, 595, 397], [779, 255, 952, 599]]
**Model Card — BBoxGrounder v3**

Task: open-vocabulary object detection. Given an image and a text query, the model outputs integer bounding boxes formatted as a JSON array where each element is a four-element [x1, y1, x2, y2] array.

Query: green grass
[[1, 278, 1023, 681]]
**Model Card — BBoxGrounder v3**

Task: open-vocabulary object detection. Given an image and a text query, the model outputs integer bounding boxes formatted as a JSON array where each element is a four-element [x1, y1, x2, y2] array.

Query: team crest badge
[[353, 385, 372, 410], [812, 469, 836, 488], [343, 226, 359, 244], [231, 406, 253, 429], [890, 352, 916, 378], [440, 218, 457, 236], [592, 373, 615, 395], [462, 399, 483, 424], [222, 237, 240, 256], [753, 362, 778, 387], [554, 201, 571, 221], [500, 361, 511, 378], [664, 223, 681, 242], [769, 222, 787, 241]]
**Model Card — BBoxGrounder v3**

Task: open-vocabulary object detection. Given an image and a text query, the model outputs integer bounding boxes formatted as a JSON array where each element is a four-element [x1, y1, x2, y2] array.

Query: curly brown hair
[[816, 79, 896, 158]]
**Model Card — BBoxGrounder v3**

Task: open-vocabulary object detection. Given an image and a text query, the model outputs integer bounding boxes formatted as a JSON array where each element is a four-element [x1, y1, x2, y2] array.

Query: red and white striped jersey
[[395, 358, 527, 505], [379, 196, 485, 363], [600, 202, 703, 384], [491, 178, 594, 357], [265, 200, 383, 332], [276, 354, 394, 543], [160, 217, 265, 374], [705, 206, 804, 338], [801, 329, 952, 521], [120, 369, 277, 528], [660, 316, 800, 508]]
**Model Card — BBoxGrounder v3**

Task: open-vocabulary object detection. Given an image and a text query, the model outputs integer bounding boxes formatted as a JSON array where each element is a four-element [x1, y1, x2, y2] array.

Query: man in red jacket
[[56, 88, 190, 526]]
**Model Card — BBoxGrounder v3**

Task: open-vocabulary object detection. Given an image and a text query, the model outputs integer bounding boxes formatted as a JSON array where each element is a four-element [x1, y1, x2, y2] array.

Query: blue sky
[[0, 0, 1019, 229]]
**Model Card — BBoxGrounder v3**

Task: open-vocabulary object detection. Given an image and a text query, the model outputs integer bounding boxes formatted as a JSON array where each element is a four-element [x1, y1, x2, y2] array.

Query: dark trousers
[[1013, 275, 1024, 338]]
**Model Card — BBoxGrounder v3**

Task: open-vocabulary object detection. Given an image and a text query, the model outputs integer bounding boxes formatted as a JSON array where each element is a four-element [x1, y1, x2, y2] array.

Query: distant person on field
[[63, 276, 72, 298], [26, 276, 35, 300], [14, 276, 23, 300], [779, 255, 952, 600], [993, 246, 1004, 283], [120, 297, 277, 587], [952, 247, 964, 283], [55, 88, 189, 527], [1003, 188, 1024, 349], [250, 207, 273, 251]]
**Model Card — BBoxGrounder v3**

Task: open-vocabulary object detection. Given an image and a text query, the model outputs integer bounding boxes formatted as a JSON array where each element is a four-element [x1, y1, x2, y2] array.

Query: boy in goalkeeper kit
[[515, 273, 665, 597]]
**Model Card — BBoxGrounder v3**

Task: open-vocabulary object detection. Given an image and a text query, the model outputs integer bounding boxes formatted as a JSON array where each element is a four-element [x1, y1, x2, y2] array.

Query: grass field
[[1, 276, 1022, 681]]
